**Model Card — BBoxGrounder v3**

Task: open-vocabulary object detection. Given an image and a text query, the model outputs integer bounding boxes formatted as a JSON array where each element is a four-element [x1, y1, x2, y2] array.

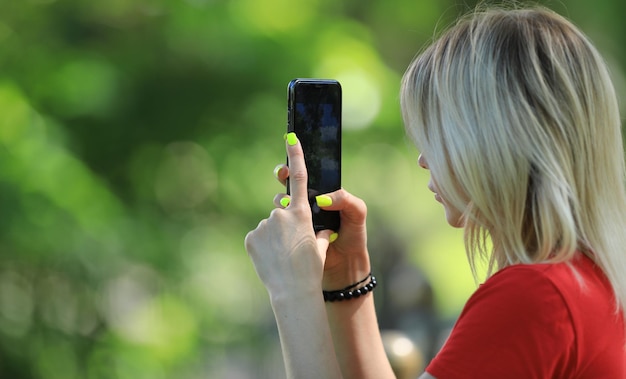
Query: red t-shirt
[[426, 253, 626, 378]]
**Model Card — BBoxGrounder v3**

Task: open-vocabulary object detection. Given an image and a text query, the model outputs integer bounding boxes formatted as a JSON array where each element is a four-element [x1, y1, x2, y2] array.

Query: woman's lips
[[428, 184, 442, 203]]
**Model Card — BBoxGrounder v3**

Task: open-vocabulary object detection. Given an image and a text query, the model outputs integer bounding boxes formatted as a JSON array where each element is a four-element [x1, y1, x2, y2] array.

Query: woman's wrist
[[322, 251, 371, 291], [269, 284, 322, 307], [323, 272, 377, 302]]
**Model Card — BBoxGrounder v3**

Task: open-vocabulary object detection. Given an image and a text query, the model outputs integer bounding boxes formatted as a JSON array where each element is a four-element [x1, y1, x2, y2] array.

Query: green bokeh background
[[0, 0, 624, 378]]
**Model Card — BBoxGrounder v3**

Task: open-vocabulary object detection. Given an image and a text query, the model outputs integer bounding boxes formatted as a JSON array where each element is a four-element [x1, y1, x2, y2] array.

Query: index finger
[[285, 132, 308, 206]]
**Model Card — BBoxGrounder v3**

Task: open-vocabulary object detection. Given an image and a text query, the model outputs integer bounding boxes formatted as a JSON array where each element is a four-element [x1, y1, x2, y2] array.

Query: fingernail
[[280, 197, 291, 207], [286, 132, 298, 146], [329, 233, 339, 243], [315, 195, 332, 207], [273, 164, 282, 179]]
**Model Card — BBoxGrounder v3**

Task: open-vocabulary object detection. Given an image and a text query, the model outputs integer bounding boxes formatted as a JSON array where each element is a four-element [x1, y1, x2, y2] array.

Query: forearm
[[270, 289, 343, 379], [326, 293, 395, 379]]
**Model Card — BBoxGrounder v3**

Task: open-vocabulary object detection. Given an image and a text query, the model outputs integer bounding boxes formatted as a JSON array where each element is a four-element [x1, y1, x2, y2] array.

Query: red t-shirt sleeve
[[426, 265, 576, 379]]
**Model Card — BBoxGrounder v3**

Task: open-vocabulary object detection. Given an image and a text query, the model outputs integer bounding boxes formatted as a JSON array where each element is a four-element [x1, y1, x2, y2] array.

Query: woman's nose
[[418, 154, 428, 169]]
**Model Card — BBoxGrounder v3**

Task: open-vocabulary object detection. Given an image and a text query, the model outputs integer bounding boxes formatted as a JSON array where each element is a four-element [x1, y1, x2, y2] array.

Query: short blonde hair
[[401, 6, 626, 311]]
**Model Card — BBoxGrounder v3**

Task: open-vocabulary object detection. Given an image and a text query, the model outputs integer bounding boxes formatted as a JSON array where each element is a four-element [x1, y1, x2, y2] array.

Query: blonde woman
[[245, 5, 626, 378]]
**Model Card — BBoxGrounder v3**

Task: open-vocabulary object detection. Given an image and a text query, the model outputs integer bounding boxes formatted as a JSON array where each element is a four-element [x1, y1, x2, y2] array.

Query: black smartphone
[[287, 78, 342, 232]]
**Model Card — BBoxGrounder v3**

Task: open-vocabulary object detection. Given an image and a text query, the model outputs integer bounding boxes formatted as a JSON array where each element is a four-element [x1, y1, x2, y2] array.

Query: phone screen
[[288, 79, 341, 232]]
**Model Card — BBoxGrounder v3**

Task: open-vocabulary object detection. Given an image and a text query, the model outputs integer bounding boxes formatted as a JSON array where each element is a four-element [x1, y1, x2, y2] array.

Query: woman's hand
[[245, 133, 335, 298], [272, 154, 371, 291], [317, 188, 371, 290], [246, 134, 386, 379]]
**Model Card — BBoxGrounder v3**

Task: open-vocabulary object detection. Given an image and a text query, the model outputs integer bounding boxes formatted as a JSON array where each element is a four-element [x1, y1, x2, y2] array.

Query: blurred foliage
[[0, 0, 624, 378]]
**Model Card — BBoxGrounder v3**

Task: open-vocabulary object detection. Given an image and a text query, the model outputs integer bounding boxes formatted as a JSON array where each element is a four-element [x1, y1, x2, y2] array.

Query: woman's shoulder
[[472, 252, 621, 342], [468, 258, 572, 316], [483, 252, 611, 303], [429, 254, 624, 378], [427, 255, 580, 378]]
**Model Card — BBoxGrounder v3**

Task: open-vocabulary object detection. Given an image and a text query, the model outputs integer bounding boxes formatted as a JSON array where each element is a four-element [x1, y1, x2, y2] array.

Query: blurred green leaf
[[0, 0, 624, 377]]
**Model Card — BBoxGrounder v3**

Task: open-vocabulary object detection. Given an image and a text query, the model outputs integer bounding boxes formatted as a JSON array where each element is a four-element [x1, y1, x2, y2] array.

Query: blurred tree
[[0, 0, 623, 378]]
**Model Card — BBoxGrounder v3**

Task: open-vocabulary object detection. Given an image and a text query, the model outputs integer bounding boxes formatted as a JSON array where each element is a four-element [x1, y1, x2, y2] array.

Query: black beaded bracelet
[[322, 273, 377, 302]]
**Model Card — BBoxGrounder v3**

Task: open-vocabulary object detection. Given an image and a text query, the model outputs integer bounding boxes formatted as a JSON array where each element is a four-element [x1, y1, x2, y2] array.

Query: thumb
[[316, 189, 367, 225]]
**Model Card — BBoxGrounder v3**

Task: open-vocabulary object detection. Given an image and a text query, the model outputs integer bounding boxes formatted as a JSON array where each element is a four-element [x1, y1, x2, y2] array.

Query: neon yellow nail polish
[[315, 195, 332, 207], [283, 133, 288, 141], [286, 132, 298, 146], [329, 233, 339, 243], [280, 197, 290, 207]]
